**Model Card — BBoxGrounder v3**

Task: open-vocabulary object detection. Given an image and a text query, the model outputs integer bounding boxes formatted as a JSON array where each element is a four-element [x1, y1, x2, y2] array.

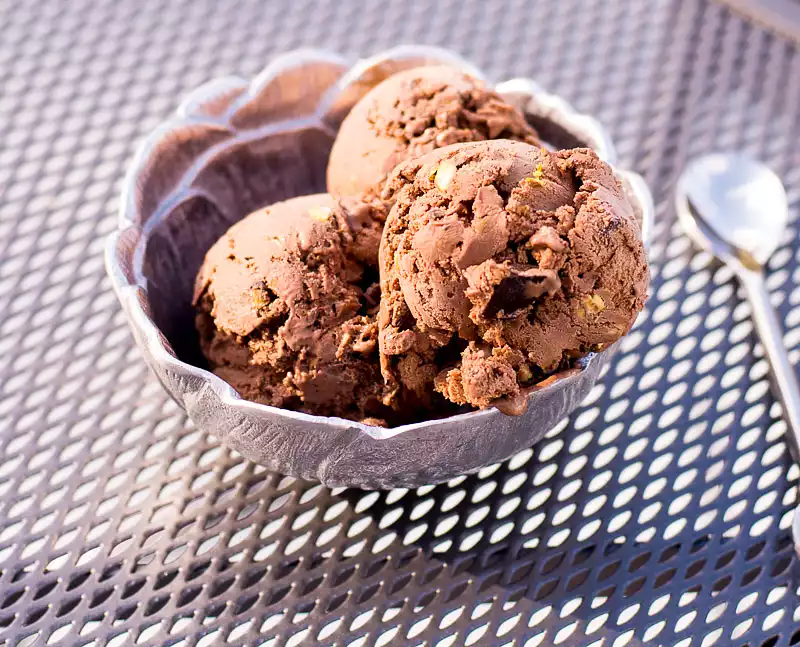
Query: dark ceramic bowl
[[105, 46, 653, 489]]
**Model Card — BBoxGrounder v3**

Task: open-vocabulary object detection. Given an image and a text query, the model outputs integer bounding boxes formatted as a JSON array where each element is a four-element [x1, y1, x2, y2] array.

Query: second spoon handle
[[737, 266, 800, 453]]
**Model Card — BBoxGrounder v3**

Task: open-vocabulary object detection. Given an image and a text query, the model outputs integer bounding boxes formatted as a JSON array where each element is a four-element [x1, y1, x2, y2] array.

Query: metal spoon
[[675, 153, 800, 552]]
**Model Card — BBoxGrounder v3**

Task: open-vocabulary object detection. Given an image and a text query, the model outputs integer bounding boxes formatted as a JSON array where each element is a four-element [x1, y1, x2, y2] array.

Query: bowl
[[105, 46, 653, 489]]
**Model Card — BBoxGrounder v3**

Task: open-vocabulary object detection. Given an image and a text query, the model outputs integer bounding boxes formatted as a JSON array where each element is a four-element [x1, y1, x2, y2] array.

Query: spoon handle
[[737, 266, 800, 453]]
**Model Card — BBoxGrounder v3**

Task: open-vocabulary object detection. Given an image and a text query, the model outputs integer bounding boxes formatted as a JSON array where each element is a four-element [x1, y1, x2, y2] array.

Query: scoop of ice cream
[[194, 193, 391, 423], [378, 140, 649, 410], [327, 65, 540, 198]]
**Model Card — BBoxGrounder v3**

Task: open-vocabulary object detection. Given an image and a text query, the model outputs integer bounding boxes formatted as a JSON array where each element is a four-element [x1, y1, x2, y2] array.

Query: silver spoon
[[675, 153, 800, 553]]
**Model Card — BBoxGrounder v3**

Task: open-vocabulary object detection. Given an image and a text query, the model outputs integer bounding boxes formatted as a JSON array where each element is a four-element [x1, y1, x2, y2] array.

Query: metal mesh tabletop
[[1, 0, 800, 645]]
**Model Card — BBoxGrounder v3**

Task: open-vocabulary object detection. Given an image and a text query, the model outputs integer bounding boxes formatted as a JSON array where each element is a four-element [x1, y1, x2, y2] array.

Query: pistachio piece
[[309, 206, 333, 222], [523, 162, 545, 186], [434, 160, 457, 191], [252, 286, 270, 310], [585, 293, 606, 314]]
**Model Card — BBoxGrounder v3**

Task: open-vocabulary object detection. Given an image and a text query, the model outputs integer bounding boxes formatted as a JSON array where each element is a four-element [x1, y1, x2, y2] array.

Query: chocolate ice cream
[[378, 140, 648, 411], [327, 65, 540, 198], [194, 193, 391, 423]]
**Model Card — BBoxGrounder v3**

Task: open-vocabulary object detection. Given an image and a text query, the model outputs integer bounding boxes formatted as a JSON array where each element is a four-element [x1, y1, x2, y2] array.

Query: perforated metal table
[[1, 0, 800, 645]]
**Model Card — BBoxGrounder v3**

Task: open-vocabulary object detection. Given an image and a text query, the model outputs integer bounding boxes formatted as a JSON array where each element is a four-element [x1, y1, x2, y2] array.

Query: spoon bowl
[[676, 153, 789, 266]]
